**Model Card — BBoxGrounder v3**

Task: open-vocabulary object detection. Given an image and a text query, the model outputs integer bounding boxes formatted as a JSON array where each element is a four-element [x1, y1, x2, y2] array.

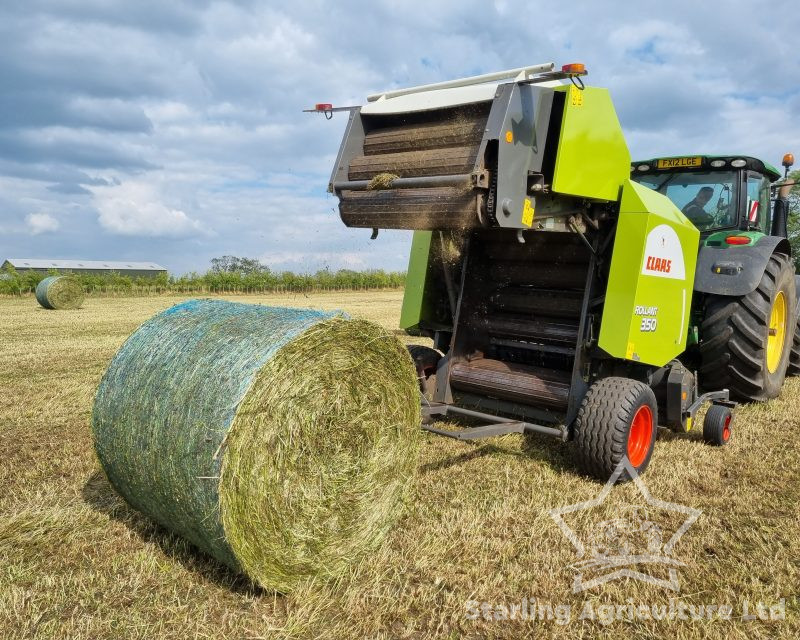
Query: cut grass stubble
[[1, 292, 798, 639]]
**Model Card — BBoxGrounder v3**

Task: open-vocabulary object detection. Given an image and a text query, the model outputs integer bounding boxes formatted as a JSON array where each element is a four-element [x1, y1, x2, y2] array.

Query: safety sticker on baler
[[569, 85, 583, 107], [522, 199, 535, 227]]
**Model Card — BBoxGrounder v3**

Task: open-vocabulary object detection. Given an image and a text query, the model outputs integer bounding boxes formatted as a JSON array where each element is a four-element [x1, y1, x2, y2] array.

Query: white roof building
[[2, 258, 168, 277]]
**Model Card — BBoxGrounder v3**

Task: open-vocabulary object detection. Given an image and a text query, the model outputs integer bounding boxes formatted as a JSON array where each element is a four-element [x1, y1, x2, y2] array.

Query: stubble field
[[1, 291, 798, 639]]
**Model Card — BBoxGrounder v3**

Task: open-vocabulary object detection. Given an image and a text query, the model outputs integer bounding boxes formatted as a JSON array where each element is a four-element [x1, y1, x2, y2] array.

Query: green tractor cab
[[630, 155, 781, 237]]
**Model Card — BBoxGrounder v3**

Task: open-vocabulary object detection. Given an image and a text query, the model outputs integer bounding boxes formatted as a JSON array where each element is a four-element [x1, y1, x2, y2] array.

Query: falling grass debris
[[367, 172, 400, 190]]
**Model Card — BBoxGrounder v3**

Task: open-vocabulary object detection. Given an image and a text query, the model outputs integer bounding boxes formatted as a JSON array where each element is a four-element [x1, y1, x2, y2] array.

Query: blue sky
[[1, 1, 798, 274]]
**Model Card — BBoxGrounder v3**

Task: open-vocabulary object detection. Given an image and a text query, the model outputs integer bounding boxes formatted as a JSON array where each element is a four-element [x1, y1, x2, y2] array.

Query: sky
[[1, 1, 798, 275]]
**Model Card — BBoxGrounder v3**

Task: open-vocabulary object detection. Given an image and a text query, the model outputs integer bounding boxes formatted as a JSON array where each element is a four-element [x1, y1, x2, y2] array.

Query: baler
[[315, 62, 798, 481]]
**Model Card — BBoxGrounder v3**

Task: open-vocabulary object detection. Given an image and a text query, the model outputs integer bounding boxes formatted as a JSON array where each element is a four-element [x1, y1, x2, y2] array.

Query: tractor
[[314, 62, 798, 481]]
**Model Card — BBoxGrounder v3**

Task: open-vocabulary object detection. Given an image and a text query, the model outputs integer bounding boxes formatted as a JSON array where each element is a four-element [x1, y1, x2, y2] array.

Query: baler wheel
[[407, 345, 443, 399], [699, 253, 797, 400], [574, 377, 658, 483], [702, 404, 733, 446]]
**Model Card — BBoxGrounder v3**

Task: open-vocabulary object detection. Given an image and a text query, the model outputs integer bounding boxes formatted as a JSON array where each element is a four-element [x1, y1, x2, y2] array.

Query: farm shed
[[2, 258, 167, 279]]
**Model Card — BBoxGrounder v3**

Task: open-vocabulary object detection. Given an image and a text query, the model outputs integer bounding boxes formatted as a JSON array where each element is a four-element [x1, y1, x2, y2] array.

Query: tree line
[[0, 258, 406, 296]]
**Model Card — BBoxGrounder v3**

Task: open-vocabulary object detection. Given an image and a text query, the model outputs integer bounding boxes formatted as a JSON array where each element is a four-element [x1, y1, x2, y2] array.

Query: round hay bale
[[35, 276, 84, 310], [92, 299, 420, 592]]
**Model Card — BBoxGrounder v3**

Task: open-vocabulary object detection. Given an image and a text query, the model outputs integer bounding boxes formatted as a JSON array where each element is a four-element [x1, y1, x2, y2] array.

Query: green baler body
[[550, 85, 631, 202]]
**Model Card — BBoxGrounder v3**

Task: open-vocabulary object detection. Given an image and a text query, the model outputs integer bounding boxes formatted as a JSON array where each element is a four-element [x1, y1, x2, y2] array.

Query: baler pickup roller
[[450, 358, 571, 409]]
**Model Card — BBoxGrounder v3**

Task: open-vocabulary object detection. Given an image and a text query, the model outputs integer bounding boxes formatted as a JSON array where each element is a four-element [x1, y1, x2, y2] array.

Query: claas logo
[[641, 225, 685, 281], [645, 256, 672, 274]]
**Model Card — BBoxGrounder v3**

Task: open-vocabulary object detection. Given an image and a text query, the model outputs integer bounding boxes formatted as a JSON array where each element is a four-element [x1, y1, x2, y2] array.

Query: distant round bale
[[35, 276, 84, 310], [92, 299, 420, 592]]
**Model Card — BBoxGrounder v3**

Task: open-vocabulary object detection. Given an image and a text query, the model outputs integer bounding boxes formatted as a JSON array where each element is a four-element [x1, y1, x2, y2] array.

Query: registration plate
[[656, 157, 702, 169]]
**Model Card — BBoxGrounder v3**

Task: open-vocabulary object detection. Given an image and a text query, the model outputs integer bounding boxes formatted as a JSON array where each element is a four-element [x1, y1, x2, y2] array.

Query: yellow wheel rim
[[767, 291, 787, 374]]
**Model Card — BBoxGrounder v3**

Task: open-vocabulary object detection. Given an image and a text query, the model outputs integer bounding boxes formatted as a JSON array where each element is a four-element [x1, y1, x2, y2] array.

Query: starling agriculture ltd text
[[464, 597, 786, 625]]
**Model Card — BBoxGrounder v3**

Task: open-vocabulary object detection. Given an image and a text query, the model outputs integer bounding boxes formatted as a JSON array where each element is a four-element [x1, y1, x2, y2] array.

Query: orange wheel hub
[[722, 415, 732, 442], [627, 405, 653, 468]]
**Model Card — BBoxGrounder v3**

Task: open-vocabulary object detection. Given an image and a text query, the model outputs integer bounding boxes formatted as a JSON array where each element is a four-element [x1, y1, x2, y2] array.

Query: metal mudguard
[[693, 236, 792, 297]]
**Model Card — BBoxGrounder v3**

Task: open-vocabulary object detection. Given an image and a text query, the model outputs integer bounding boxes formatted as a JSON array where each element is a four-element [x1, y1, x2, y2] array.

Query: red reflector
[[725, 236, 750, 245], [561, 63, 586, 74], [315, 103, 333, 111]]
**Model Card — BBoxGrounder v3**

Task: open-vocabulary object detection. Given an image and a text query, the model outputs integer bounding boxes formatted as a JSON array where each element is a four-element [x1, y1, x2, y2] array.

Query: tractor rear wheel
[[574, 377, 658, 482], [699, 253, 796, 401]]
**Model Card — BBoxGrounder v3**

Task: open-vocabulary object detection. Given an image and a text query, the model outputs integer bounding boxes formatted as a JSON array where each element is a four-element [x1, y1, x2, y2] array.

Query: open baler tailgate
[[336, 102, 489, 229], [329, 66, 629, 232]]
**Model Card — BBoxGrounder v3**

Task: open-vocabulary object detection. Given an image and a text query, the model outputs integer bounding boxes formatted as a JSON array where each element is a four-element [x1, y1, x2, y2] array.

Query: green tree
[[784, 169, 800, 272], [210, 255, 266, 274]]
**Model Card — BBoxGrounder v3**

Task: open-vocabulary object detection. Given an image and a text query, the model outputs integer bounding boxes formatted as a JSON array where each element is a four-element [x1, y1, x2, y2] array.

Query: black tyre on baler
[[699, 253, 797, 401], [406, 344, 443, 398], [702, 404, 733, 446], [574, 377, 658, 483]]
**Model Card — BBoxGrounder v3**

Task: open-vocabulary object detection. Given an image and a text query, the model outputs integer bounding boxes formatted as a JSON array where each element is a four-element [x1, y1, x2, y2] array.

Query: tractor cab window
[[745, 173, 771, 232], [633, 171, 738, 232]]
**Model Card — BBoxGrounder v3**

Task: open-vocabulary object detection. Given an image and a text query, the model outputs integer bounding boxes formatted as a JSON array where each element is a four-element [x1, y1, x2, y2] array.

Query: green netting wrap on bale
[[35, 276, 84, 310], [92, 299, 420, 592]]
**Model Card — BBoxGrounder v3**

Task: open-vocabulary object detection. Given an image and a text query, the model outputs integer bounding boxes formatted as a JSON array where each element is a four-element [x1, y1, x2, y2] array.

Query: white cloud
[[260, 250, 369, 271], [26, 212, 60, 234], [92, 180, 207, 238], [1, 0, 799, 273], [608, 20, 704, 60]]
